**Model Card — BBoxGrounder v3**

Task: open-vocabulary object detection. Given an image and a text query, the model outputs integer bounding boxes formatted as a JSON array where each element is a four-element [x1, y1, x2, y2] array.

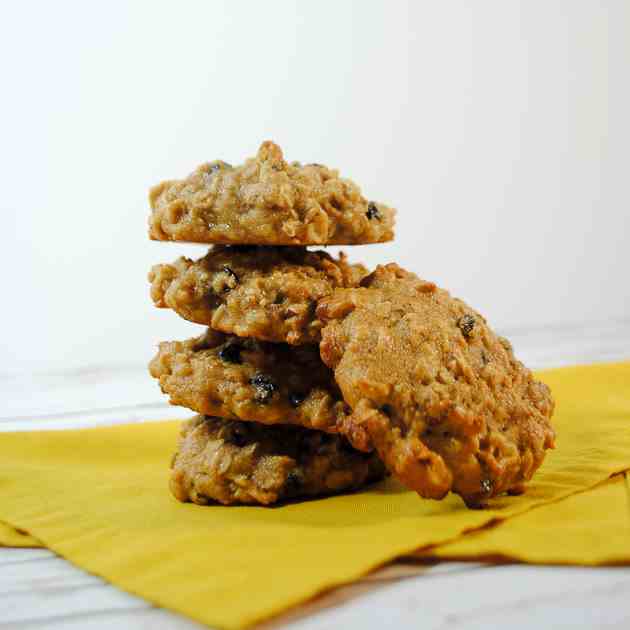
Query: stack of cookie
[[148, 142, 395, 505], [148, 142, 555, 508]]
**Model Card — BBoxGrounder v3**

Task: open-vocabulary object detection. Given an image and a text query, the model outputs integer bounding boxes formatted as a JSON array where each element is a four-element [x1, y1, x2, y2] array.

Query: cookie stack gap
[[148, 141, 395, 505]]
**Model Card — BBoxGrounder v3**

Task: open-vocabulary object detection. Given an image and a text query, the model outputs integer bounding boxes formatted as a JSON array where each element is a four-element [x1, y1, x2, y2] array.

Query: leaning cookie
[[317, 263, 555, 507], [170, 415, 387, 506], [149, 329, 345, 432], [149, 246, 367, 345], [149, 141, 395, 245]]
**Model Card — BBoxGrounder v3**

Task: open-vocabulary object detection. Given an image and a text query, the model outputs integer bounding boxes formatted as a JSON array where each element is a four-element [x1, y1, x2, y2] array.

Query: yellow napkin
[[0, 362, 629, 629]]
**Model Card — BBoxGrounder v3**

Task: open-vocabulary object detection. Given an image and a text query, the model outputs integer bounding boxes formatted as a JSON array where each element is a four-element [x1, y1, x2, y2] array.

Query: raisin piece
[[250, 373, 277, 404], [218, 343, 242, 364], [221, 266, 239, 292], [289, 392, 306, 407], [458, 314, 475, 339], [366, 202, 381, 220]]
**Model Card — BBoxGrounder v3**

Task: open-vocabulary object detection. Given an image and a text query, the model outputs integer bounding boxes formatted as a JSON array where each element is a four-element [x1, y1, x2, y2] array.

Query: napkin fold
[[0, 362, 629, 629], [0, 521, 40, 548]]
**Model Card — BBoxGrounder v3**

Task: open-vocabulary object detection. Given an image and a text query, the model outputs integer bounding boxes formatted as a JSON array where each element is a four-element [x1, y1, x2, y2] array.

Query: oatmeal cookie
[[149, 246, 367, 345], [170, 415, 386, 506], [317, 264, 555, 507], [149, 329, 345, 432], [148, 141, 395, 245]]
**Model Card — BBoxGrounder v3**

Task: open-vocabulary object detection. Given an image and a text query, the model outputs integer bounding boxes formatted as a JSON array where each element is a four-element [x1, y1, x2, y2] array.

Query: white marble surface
[[1, 320, 629, 629]]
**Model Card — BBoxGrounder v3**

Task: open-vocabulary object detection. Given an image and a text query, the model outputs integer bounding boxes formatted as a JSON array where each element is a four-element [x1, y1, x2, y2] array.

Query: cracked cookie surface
[[149, 141, 395, 245], [317, 263, 555, 506], [149, 329, 346, 432], [170, 415, 386, 506], [149, 246, 367, 345]]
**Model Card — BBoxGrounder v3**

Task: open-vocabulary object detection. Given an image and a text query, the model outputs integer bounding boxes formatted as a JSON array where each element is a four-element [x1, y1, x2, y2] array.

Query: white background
[[1, 1, 628, 373]]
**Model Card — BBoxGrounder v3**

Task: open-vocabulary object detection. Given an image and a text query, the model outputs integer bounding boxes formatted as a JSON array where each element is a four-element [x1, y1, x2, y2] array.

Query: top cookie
[[148, 141, 395, 245], [317, 263, 555, 507]]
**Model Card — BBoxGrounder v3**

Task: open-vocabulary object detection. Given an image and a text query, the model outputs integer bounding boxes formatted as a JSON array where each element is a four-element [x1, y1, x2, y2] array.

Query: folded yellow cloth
[[0, 362, 629, 629], [420, 472, 630, 565]]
